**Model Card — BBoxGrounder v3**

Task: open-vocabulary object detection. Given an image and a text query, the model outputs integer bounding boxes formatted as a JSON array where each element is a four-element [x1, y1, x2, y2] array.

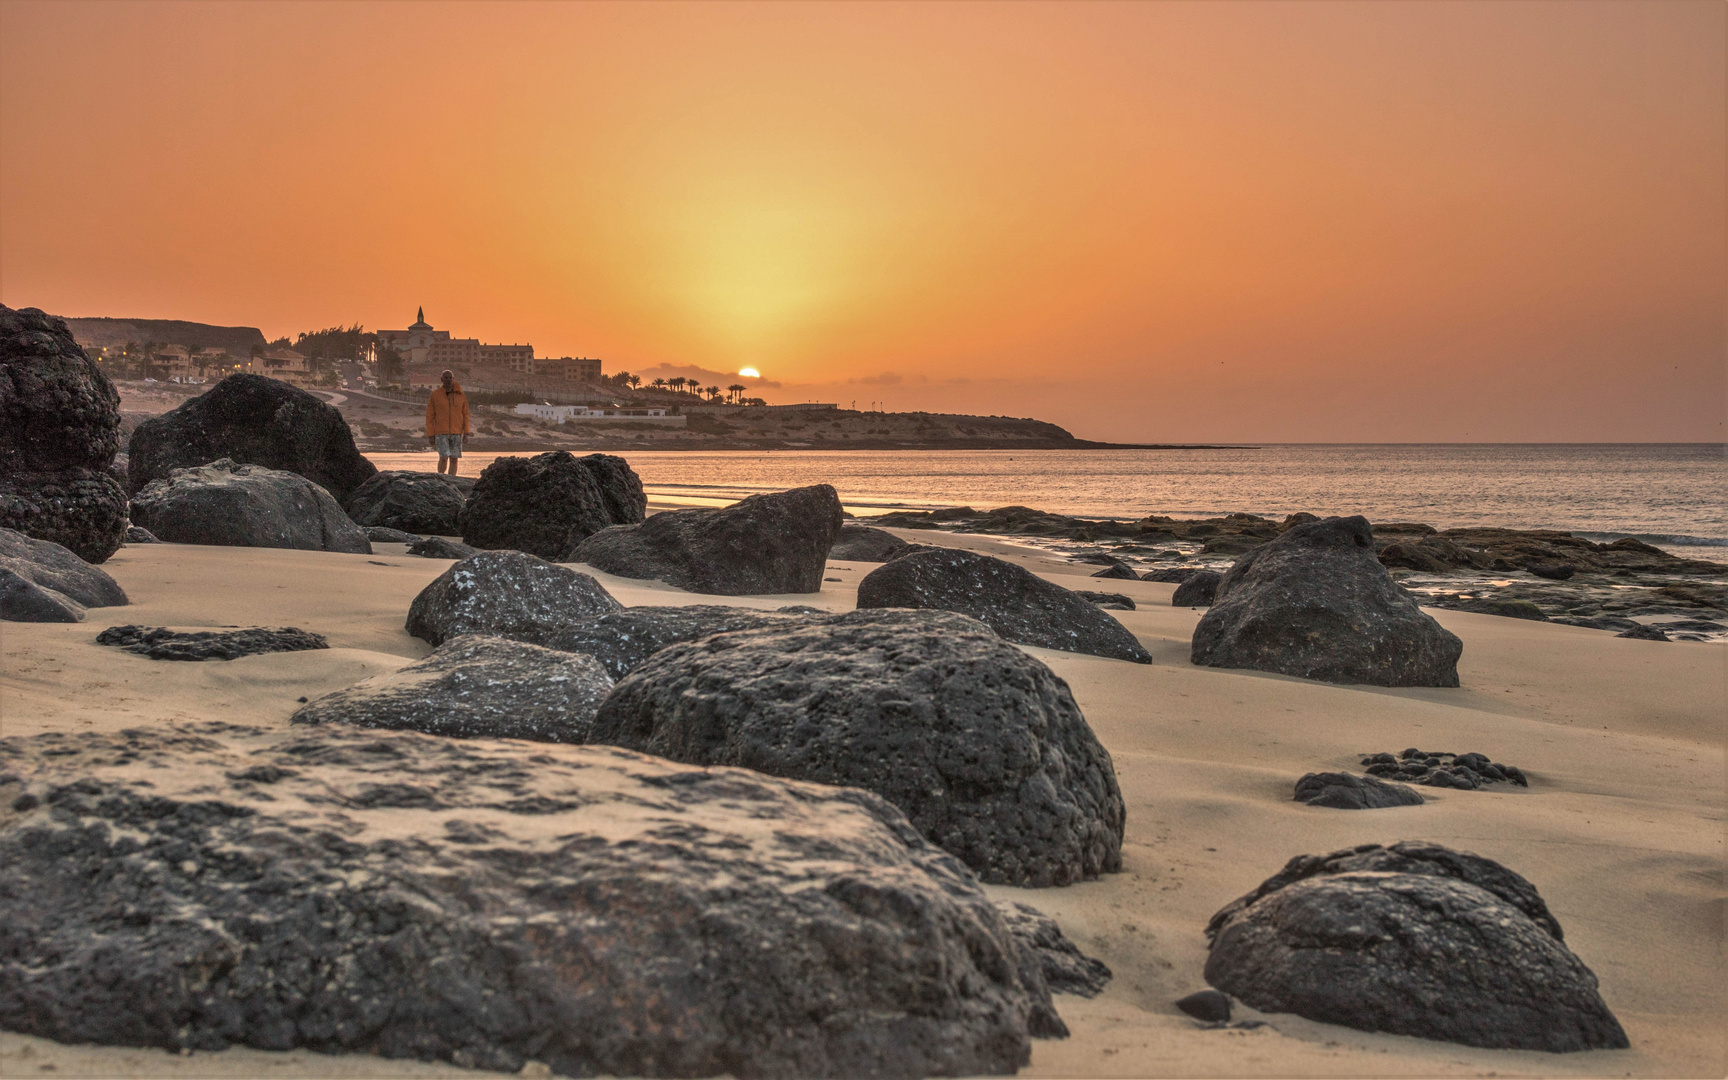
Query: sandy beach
[[2, 521, 1721, 1080]]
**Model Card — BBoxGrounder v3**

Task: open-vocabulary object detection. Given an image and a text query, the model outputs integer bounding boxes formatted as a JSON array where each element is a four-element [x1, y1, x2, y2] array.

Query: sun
[[738, 367, 760, 378]]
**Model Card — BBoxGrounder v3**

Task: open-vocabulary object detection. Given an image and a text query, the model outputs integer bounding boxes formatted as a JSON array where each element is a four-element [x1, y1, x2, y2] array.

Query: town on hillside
[[70, 306, 1172, 451]]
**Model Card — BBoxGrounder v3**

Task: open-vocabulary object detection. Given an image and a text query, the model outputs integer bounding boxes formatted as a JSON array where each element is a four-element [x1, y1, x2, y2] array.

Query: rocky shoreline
[[870, 505, 1728, 640]]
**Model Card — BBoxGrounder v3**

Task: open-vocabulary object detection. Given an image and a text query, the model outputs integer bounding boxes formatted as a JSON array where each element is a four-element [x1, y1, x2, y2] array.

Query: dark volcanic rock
[[1203, 842, 1626, 1051], [459, 451, 644, 559], [128, 374, 376, 502], [1171, 570, 1222, 607], [828, 524, 911, 562], [1528, 563, 1576, 580], [1090, 562, 1138, 580], [1143, 567, 1204, 584], [1616, 623, 1671, 641], [407, 535, 480, 560], [293, 635, 613, 743], [0, 307, 128, 562], [96, 625, 328, 661], [346, 471, 470, 535], [589, 608, 1125, 887], [993, 902, 1112, 998], [1192, 516, 1462, 687], [1175, 990, 1232, 1023], [574, 485, 844, 596], [1293, 771, 1424, 809], [0, 527, 127, 609], [0, 722, 1063, 1078], [0, 568, 85, 622], [364, 526, 422, 545], [0, 469, 130, 564], [124, 524, 161, 544], [405, 550, 623, 646], [128, 459, 371, 553], [529, 604, 831, 680], [1360, 749, 1527, 789], [1423, 594, 1549, 621], [1, 306, 122, 475], [1072, 590, 1135, 611], [856, 548, 1152, 664]]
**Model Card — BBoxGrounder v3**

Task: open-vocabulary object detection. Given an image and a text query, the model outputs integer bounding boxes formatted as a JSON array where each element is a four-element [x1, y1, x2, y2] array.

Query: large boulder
[[405, 550, 623, 646], [0, 470, 130, 565], [0, 307, 127, 562], [345, 470, 470, 535], [0, 527, 127, 609], [1203, 842, 1627, 1051], [1191, 516, 1462, 686], [589, 609, 1125, 887], [829, 524, 913, 562], [0, 722, 1063, 1077], [459, 452, 644, 559], [855, 548, 1152, 664], [574, 485, 844, 595], [128, 459, 370, 553], [127, 373, 376, 502], [526, 604, 831, 679], [293, 635, 614, 743]]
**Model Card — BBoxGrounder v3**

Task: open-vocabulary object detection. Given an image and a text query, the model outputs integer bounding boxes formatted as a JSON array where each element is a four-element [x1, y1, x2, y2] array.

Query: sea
[[367, 443, 1727, 563]]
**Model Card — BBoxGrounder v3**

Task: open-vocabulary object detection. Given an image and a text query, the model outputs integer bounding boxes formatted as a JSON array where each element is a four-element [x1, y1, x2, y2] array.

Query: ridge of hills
[[65, 316, 268, 356]]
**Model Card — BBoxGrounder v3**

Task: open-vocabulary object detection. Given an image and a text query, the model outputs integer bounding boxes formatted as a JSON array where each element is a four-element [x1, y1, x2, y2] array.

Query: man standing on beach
[[425, 369, 471, 475]]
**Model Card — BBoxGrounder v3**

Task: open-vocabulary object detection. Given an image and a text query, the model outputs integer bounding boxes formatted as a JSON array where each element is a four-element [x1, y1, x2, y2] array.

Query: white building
[[513, 403, 681, 425]]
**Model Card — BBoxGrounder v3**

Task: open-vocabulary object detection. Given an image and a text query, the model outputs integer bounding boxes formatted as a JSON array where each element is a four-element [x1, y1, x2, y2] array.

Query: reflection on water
[[366, 444, 1728, 555]]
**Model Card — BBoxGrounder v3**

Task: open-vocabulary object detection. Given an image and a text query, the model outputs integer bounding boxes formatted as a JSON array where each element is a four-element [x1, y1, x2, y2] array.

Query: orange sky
[[2, 1, 1721, 442]]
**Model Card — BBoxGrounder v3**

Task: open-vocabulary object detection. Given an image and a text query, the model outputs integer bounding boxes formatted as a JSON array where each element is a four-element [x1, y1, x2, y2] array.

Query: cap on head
[[441, 369, 454, 379]]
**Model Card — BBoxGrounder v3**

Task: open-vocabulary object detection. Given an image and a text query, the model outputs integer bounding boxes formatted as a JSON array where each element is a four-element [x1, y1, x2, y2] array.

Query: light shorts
[[435, 433, 463, 457]]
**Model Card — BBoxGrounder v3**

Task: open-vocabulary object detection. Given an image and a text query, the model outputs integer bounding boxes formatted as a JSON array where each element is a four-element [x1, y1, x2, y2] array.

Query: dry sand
[[1, 527, 1722, 1079]]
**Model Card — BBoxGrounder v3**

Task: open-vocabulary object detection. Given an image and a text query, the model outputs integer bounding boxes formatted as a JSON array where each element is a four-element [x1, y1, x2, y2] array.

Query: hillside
[[64, 316, 267, 356]]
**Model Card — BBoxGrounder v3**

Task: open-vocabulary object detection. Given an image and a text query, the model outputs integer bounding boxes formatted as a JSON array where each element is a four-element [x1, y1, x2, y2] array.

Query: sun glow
[[738, 367, 760, 378]]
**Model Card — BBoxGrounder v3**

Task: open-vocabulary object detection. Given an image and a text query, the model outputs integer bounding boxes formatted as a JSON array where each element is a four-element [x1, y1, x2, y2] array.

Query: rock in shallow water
[[0, 722, 1062, 1078], [856, 547, 1152, 664], [293, 635, 613, 743], [405, 550, 622, 646], [460, 451, 644, 560], [1203, 841, 1626, 1051], [96, 624, 328, 661], [589, 608, 1125, 887], [1192, 516, 1462, 687]]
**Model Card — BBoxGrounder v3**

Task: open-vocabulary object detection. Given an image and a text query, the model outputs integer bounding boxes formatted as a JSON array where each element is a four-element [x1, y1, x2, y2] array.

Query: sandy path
[[1, 530, 1721, 1078]]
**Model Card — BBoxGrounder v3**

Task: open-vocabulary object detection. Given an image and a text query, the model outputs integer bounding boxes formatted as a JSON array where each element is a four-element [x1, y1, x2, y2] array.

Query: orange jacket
[[425, 381, 471, 436]]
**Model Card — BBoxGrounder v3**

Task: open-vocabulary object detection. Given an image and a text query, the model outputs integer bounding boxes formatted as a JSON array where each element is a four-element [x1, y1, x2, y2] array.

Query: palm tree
[[628, 374, 641, 389], [651, 377, 667, 391], [668, 376, 686, 393], [727, 383, 745, 403], [705, 385, 720, 400]]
